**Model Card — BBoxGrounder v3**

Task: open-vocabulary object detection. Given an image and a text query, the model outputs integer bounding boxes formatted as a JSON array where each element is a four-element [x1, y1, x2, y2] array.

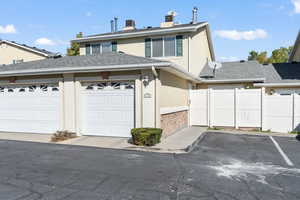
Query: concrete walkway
[[60, 126, 207, 153], [0, 127, 207, 153]]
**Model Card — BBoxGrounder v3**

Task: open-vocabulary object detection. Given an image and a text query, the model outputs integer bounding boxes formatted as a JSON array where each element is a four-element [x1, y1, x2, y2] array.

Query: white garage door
[[0, 84, 60, 134], [82, 82, 135, 137]]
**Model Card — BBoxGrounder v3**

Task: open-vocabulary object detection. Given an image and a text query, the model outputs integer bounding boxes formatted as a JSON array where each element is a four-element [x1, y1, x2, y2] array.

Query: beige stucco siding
[[190, 28, 212, 76], [79, 28, 213, 77], [0, 43, 46, 65], [159, 70, 189, 108]]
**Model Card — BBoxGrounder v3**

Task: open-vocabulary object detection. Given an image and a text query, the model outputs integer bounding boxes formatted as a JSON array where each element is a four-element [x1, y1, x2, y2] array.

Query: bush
[[51, 131, 77, 142], [131, 128, 162, 146]]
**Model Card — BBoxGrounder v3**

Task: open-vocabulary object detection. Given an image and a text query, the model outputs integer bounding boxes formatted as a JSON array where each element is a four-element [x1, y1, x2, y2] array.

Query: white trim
[[0, 78, 62, 86], [202, 78, 265, 84], [254, 82, 300, 87], [0, 62, 170, 77], [0, 40, 52, 57], [160, 106, 189, 115], [72, 23, 208, 43], [75, 75, 140, 82]]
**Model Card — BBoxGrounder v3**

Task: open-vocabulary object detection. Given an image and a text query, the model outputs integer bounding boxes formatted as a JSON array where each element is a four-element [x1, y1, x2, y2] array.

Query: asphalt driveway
[[0, 132, 300, 200]]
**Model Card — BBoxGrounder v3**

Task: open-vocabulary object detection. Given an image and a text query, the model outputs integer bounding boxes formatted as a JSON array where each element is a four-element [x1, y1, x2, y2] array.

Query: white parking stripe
[[269, 136, 294, 167]]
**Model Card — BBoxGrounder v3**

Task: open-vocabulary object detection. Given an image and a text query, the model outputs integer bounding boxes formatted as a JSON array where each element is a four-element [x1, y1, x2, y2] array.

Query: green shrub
[[131, 128, 162, 146], [51, 131, 77, 142]]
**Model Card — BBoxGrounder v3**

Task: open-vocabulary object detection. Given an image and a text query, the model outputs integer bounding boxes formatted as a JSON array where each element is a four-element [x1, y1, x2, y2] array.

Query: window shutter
[[85, 44, 91, 55], [176, 35, 183, 56], [112, 41, 117, 52], [145, 38, 151, 57]]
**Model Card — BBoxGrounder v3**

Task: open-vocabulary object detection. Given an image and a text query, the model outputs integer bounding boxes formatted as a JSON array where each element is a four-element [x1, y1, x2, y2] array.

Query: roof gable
[[0, 40, 59, 58]]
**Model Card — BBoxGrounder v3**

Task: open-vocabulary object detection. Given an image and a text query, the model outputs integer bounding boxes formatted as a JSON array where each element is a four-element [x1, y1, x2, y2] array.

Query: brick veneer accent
[[160, 110, 188, 137]]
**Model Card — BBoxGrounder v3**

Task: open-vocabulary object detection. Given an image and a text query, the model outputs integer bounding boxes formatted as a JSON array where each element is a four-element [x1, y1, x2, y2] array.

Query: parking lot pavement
[[270, 136, 300, 167], [0, 132, 299, 200]]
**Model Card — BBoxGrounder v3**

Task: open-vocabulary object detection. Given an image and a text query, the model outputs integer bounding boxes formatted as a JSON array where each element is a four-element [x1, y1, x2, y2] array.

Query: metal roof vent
[[192, 7, 198, 24]]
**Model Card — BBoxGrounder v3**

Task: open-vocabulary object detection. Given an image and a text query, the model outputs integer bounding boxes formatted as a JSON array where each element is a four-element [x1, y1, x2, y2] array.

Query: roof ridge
[[0, 39, 59, 57]]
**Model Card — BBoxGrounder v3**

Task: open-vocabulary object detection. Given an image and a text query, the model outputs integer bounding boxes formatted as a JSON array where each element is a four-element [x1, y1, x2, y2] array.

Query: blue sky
[[0, 0, 299, 61]]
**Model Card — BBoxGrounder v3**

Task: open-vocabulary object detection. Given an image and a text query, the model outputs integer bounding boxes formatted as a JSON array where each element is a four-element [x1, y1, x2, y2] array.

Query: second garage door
[[0, 84, 60, 134], [82, 81, 135, 137]]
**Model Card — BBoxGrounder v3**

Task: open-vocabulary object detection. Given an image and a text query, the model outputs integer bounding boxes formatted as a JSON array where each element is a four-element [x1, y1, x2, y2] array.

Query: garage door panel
[[0, 85, 60, 134], [82, 82, 134, 137]]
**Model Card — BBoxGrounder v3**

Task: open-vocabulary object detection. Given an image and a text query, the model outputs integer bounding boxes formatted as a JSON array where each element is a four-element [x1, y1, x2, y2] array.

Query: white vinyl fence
[[190, 88, 300, 133]]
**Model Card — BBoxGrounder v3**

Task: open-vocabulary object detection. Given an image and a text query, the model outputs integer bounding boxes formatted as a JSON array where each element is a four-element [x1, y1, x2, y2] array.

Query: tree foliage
[[248, 46, 293, 64], [67, 32, 83, 56]]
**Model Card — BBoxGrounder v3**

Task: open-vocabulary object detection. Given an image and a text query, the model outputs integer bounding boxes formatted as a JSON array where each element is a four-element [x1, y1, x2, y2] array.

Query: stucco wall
[[0, 43, 46, 65], [79, 28, 213, 77], [190, 28, 212, 76], [159, 70, 189, 108]]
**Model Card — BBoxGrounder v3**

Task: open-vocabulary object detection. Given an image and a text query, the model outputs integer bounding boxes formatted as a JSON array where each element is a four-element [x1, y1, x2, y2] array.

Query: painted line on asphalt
[[269, 136, 294, 167]]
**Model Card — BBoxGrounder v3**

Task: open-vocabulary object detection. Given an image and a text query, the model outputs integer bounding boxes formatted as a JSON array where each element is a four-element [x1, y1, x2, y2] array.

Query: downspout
[[152, 66, 159, 128], [188, 34, 191, 73]]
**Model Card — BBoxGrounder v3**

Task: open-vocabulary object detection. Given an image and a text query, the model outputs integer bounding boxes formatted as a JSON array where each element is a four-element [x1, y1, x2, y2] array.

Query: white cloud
[[0, 24, 16, 34], [219, 56, 240, 62], [34, 38, 56, 46], [215, 29, 268, 40], [291, 0, 300, 13]]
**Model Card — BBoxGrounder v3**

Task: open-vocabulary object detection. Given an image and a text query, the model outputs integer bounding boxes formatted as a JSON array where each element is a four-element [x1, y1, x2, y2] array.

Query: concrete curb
[[206, 130, 296, 138], [184, 132, 208, 153]]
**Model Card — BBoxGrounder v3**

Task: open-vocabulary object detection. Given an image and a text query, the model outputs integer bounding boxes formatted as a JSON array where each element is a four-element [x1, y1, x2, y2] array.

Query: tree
[[257, 51, 268, 64], [268, 47, 292, 63], [248, 51, 259, 61], [67, 32, 83, 56], [247, 46, 293, 64]]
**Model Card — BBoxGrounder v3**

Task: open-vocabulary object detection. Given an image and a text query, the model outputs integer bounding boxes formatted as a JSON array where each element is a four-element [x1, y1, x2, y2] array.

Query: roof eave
[[254, 82, 300, 87], [157, 63, 202, 83], [72, 23, 208, 43], [0, 62, 171, 78], [1, 40, 53, 57], [201, 78, 266, 84]]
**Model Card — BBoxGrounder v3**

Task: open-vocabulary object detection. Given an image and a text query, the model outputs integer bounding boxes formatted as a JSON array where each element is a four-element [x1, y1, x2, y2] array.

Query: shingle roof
[[0, 52, 170, 76], [262, 62, 300, 83], [200, 61, 300, 83], [200, 61, 265, 81], [0, 40, 60, 57], [84, 22, 207, 38]]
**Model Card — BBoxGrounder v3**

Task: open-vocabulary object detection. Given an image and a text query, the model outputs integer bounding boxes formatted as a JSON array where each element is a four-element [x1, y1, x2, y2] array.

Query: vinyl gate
[[190, 88, 300, 133]]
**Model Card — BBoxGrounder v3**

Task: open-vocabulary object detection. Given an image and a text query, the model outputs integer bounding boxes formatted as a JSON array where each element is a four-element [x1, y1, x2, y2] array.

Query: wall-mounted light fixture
[[142, 75, 149, 86]]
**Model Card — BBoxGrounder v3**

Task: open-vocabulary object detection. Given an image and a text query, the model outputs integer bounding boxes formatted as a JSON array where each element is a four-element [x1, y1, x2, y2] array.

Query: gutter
[[254, 82, 300, 87], [157, 63, 202, 83], [0, 62, 202, 83], [72, 23, 208, 43], [201, 78, 265, 84], [0, 62, 170, 78]]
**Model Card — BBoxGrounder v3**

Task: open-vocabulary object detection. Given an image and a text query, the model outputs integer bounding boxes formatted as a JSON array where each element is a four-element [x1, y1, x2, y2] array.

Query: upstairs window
[[152, 38, 163, 57], [164, 37, 176, 57], [145, 35, 183, 58], [86, 41, 117, 55]]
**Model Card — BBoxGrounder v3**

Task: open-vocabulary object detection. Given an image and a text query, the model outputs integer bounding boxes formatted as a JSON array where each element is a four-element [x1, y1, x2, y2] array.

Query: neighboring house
[[199, 60, 300, 94], [0, 40, 60, 65], [289, 31, 300, 62]]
